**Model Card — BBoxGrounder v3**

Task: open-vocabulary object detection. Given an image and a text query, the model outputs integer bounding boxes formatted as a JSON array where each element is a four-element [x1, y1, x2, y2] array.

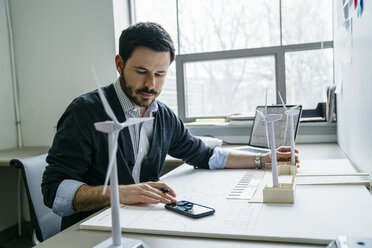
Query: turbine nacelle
[[121, 118, 154, 128], [278, 92, 300, 116], [285, 105, 301, 115], [265, 114, 282, 122], [256, 110, 282, 123]]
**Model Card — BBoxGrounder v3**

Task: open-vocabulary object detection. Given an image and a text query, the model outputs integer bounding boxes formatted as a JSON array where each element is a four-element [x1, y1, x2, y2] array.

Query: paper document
[[296, 173, 370, 187], [81, 167, 265, 240]]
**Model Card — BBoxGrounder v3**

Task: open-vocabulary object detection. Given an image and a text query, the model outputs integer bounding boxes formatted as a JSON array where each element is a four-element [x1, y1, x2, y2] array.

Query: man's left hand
[[261, 146, 300, 169]]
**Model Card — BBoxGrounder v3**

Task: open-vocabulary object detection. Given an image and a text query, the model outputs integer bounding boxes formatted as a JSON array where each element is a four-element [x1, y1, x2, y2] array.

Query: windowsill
[[185, 121, 337, 144]]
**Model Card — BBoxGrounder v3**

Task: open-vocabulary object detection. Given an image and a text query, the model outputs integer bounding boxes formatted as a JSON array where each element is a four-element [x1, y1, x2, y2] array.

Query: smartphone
[[165, 200, 215, 219]]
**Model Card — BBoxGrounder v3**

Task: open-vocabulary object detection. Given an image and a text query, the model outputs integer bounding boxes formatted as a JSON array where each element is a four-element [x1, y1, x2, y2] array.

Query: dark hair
[[119, 22, 175, 66]]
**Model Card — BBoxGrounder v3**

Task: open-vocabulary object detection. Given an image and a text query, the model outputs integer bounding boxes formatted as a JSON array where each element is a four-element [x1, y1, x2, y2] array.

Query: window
[[177, 0, 280, 53], [285, 49, 334, 109], [184, 56, 276, 117], [133, 0, 333, 121], [281, 0, 333, 45]]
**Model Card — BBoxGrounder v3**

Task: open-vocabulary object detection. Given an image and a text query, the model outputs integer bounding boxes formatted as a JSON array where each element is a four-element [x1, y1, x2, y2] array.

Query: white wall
[[0, 0, 128, 235], [334, 1, 372, 175], [0, 0, 17, 150], [8, 0, 117, 146]]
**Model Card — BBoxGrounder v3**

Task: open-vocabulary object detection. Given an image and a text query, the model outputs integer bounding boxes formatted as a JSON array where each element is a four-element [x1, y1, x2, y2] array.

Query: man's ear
[[115, 55, 124, 74]]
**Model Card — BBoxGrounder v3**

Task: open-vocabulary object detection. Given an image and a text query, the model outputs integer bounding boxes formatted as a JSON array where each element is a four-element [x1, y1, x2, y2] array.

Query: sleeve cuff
[[52, 179, 85, 217], [209, 147, 231, 170]]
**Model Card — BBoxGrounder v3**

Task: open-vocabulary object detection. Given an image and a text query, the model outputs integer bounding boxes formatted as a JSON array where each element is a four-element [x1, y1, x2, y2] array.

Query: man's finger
[[277, 146, 299, 153], [142, 188, 174, 204], [276, 151, 292, 157], [147, 182, 177, 197], [141, 183, 177, 203]]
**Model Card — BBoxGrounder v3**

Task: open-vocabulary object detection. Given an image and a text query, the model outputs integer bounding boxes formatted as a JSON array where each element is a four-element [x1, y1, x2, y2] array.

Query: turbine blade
[[278, 91, 288, 111], [256, 110, 265, 120], [265, 123, 270, 149], [94, 121, 115, 133], [265, 88, 268, 116], [91, 66, 119, 124], [102, 131, 119, 194], [257, 110, 270, 148], [284, 114, 289, 144], [289, 105, 301, 111], [121, 117, 154, 128]]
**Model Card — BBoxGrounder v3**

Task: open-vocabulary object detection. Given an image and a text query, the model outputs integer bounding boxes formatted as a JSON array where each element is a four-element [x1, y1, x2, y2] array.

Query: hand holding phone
[[165, 200, 215, 219]]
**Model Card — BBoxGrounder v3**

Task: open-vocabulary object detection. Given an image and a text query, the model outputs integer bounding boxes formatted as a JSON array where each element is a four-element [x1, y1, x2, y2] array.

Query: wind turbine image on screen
[[92, 67, 151, 248], [256, 89, 282, 187], [278, 92, 300, 166]]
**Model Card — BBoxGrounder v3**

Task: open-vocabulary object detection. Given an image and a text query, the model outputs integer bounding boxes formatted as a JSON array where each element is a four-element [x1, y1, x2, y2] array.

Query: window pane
[[184, 57, 276, 118], [178, 0, 280, 54], [285, 48, 333, 109], [282, 0, 333, 44], [135, 0, 178, 114], [134, 0, 178, 52]]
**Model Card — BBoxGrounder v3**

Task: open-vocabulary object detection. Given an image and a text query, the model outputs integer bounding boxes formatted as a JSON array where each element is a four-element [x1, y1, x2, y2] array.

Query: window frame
[[176, 41, 333, 122], [130, 0, 334, 122]]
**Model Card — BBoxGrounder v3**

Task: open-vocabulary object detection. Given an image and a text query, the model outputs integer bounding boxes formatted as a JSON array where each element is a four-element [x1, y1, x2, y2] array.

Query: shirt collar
[[113, 78, 158, 115]]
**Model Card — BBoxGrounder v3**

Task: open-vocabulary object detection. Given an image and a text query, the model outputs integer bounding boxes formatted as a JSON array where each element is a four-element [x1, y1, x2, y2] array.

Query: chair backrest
[[10, 154, 61, 242]]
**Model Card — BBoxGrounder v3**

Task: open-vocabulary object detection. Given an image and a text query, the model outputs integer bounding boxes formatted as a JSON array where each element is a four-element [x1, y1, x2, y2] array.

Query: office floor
[[2, 235, 32, 248], [1, 226, 33, 248]]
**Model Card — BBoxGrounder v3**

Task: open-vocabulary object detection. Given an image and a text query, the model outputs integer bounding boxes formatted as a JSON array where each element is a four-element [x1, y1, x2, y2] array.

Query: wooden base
[[263, 162, 297, 204], [93, 237, 148, 248]]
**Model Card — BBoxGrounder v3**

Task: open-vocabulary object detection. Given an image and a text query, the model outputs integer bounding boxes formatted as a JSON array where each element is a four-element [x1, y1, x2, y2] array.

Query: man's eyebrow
[[134, 66, 147, 70], [133, 66, 167, 73]]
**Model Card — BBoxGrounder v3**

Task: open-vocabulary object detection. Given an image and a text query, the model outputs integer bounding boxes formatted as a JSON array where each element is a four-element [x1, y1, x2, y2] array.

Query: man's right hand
[[73, 182, 177, 213], [119, 182, 177, 205]]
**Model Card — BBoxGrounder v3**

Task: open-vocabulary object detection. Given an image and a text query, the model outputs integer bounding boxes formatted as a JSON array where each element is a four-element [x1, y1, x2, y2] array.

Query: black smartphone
[[165, 200, 215, 219]]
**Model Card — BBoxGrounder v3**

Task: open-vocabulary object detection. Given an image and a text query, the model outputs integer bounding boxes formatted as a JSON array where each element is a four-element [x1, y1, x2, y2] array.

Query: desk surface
[[0, 146, 49, 166], [34, 143, 362, 248], [79, 158, 372, 245]]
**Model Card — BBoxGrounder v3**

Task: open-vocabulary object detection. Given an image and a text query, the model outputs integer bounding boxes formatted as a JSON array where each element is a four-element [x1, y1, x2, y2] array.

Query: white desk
[[0, 146, 49, 166], [35, 143, 372, 248]]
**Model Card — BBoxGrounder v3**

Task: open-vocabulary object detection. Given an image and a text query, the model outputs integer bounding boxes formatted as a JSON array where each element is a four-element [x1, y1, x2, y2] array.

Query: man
[[42, 22, 298, 230]]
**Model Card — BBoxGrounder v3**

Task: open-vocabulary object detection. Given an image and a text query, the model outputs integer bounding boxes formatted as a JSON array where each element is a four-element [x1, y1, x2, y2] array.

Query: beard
[[119, 67, 160, 108]]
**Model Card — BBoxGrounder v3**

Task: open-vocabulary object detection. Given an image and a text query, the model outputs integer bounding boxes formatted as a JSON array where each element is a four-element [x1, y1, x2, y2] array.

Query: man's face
[[116, 46, 170, 110]]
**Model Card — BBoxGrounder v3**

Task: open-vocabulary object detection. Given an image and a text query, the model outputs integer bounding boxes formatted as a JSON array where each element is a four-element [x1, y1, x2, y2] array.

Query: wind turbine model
[[256, 89, 282, 187], [278, 92, 300, 166], [92, 68, 151, 248]]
